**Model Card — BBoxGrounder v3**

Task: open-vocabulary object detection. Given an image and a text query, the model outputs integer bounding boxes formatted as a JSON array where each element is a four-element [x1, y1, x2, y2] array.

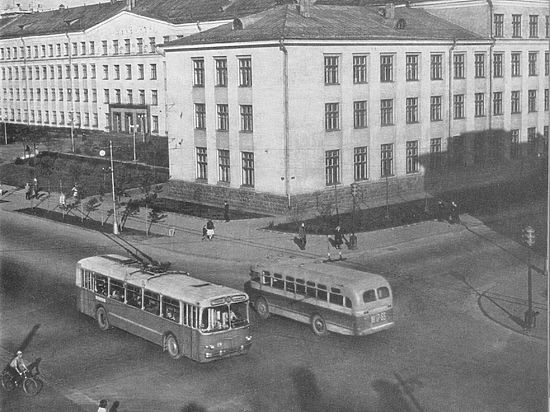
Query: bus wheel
[[165, 334, 182, 359], [311, 314, 328, 336], [255, 297, 270, 320], [96, 306, 110, 331]]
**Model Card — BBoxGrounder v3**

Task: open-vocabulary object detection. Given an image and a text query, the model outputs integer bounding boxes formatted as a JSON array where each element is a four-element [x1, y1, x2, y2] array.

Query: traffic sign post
[[522, 226, 536, 331]]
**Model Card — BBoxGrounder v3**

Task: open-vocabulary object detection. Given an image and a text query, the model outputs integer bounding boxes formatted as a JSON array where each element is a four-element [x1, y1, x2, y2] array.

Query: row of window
[[195, 148, 254, 187], [319, 90, 549, 131], [2, 108, 160, 133], [493, 13, 549, 38], [254, 270, 390, 307], [0, 35, 181, 61], [194, 103, 253, 131], [193, 56, 251, 87], [322, 51, 549, 85], [2, 87, 159, 105], [1, 63, 158, 81]]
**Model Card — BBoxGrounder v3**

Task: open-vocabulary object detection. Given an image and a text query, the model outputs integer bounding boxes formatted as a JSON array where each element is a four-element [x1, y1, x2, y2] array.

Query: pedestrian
[[108, 400, 120, 412], [298, 222, 307, 250], [24, 182, 31, 200], [59, 193, 66, 207], [72, 183, 79, 200], [206, 219, 215, 240], [437, 200, 446, 222], [97, 399, 108, 412], [201, 225, 207, 241], [33, 177, 38, 190], [224, 200, 230, 222], [334, 225, 345, 260], [449, 201, 459, 223]]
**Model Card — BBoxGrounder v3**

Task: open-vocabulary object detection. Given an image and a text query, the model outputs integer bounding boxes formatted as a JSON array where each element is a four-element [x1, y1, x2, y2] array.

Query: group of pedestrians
[[24, 177, 39, 200], [201, 200, 231, 241], [437, 199, 460, 224], [97, 399, 120, 412]]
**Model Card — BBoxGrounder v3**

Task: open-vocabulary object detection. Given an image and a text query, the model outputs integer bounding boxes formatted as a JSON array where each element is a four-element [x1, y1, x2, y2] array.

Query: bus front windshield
[[200, 301, 248, 333]]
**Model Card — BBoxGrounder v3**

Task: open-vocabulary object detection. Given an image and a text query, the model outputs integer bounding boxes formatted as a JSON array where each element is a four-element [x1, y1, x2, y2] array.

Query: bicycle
[[1, 366, 43, 396]]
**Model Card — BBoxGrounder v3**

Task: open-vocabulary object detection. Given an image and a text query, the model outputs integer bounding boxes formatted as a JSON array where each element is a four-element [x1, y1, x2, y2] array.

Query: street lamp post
[[99, 141, 119, 235], [130, 124, 137, 161], [522, 226, 536, 330]]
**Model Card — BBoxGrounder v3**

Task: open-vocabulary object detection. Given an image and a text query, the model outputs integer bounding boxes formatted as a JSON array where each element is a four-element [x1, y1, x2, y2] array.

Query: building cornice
[[403, 0, 547, 9]]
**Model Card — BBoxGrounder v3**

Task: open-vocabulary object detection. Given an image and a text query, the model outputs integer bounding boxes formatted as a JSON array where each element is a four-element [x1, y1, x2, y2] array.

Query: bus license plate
[[371, 312, 387, 324]]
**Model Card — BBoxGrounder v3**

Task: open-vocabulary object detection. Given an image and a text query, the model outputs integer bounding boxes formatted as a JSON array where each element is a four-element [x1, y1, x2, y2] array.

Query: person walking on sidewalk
[[206, 219, 215, 240], [298, 223, 307, 250], [332, 225, 347, 260], [97, 399, 108, 412], [24, 182, 31, 200], [449, 201, 460, 224], [224, 200, 230, 222], [202, 225, 207, 241]]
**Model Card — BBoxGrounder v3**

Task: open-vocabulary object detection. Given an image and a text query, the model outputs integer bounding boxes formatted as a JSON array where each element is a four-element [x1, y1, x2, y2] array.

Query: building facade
[[164, 2, 548, 211]]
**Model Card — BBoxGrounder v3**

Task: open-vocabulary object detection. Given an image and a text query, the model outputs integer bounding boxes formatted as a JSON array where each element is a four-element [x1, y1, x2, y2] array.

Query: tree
[[120, 199, 140, 230], [146, 205, 167, 236], [83, 197, 102, 221]]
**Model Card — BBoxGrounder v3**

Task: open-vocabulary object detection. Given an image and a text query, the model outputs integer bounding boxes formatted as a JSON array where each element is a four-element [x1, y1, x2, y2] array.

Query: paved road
[[0, 202, 546, 412]]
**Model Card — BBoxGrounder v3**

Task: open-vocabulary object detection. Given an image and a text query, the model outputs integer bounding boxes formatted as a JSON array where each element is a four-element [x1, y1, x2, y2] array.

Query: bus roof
[[251, 257, 390, 290], [78, 255, 247, 306]]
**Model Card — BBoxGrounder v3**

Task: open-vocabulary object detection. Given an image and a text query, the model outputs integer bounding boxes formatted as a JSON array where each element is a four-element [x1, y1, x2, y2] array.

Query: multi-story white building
[[0, 0, 271, 138], [164, 1, 548, 211]]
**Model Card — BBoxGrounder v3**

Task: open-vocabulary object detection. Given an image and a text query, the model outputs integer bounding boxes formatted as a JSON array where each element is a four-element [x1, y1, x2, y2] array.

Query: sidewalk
[[0, 184, 547, 341]]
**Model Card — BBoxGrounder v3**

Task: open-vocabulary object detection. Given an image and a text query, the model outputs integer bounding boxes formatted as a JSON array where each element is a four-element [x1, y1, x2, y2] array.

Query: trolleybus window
[[127, 285, 142, 308], [96, 275, 108, 296], [286, 276, 295, 292], [182, 303, 199, 329], [317, 284, 327, 301], [378, 287, 390, 299], [162, 296, 180, 322], [329, 287, 344, 306], [144, 290, 160, 315], [262, 271, 271, 286], [296, 278, 306, 295], [273, 273, 284, 290], [110, 279, 124, 301]]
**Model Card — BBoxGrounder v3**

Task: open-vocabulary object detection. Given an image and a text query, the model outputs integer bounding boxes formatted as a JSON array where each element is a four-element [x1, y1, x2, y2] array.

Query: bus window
[[250, 271, 261, 282], [230, 301, 248, 328], [377, 287, 390, 299], [317, 284, 327, 301], [306, 281, 316, 298], [296, 279, 306, 295], [110, 279, 124, 301], [82, 269, 93, 290], [200, 306, 229, 332], [144, 290, 160, 315], [345, 297, 352, 308], [262, 271, 272, 286], [363, 289, 376, 303], [329, 287, 344, 306], [273, 273, 284, 290], [162, 296, 180, 323], [95, 275, 108, 296], [285, 276, 295, 293], [127, 285, 142, 308]]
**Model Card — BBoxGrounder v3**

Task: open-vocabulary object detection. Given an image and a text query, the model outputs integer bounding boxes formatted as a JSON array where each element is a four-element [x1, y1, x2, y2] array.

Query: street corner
[[477, 283, 547, 341]]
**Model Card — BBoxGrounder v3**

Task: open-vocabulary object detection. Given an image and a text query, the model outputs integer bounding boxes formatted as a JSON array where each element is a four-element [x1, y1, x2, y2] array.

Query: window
[[137, 38, 143, 54], [510, 129, 520, 159], [528, 90, 537, 112], [104, 89, 109, 104], [215, 58, 227, 86], [381, 144, 393, 177], [430, 138, 442, 170], [152, 116, 158, 133], [151, 90, 158, 106], [353, 55, 367, 83], [474, 93, 485, 117], [138, 64, 144, 80], [124, 39, 130, 54], [354, 146, 368, 181], [238, 57, 252, 87], [546, 52, 549, 76], [114, 65, 120, 80], [511, 53, 521, 77], [103, 65, 108, 80], [75, 89, 80, 102], [325, 103, 340, 131], [493, 53, 503, 77], [453, 54, 465, 79], [150, 64, 157, 80], [512, 14, 522, 37], [126, 64, 132, 80], [453, 94, 465, 119], [149, 37, 156, 53], [113, 39, 119, 55], [195, 104, 206, 129], [196, 147, 207, 180], [217, 104, 229, 131], [82, 64, 87, 79], [325, 150, 340, 185], [91, 64, 96, 79], [241, 152, 254, 187], [545, 89, 549, 111], [380, 99, 393, 126], [353, 101, 367, 128], [324, 55, 339, 84], [406, 97, 419, 123], [162, 297, 180, 323], [115, 89, 121, 104], [102, 40, 108, 55], [494, 14, 504, 37], [474, 54, 485, 78], [530, 15, 539, 38], [92, 89, 97, 103], [89, 41, 94, 55], [139, 89, 145, 105], [511, 91, 521, 114], [193, 59, 204, 86], [218, 149, 230, 183], [240, 105, 253, 131], [380, 55, 393, 82], [430, 96, 442, 121], [528, 52, 538, 76], [547, 16, 549, 38], [406, 141, 419, 173], [127, 89, 133, 104], [493, 92, 503, 115], [528, 127, 537, 156], [406, 54, 419, 81]]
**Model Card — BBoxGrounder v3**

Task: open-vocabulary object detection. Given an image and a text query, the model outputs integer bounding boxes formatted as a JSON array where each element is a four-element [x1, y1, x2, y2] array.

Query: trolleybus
[[245, 258, 394, 336], [76, 254, 252, 362]]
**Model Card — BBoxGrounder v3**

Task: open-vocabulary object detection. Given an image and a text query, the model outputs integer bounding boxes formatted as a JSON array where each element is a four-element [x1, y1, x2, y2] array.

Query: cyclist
[[9, 351, 28, 385]]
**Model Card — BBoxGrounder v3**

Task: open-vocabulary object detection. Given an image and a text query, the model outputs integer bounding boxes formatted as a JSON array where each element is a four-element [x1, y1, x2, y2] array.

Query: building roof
[[0, 0, 287, 40], [165, 3, 485, 47]]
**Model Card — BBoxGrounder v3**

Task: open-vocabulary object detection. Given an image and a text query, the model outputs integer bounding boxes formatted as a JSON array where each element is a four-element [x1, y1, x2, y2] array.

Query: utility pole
[[522, 226, 536, 331]]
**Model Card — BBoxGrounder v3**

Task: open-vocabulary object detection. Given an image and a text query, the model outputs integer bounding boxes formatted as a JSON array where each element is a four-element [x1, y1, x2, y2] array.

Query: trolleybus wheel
[[165, 334, 182, 359], [311, 314, 328, 336], [96, 306, 110, 331], [255, 297, 270, 320]]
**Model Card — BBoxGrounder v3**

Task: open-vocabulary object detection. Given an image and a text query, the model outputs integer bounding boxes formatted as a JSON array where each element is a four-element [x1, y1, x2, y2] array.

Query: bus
[[76, 254, 252, 362], [245, 258, 394, 336]]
